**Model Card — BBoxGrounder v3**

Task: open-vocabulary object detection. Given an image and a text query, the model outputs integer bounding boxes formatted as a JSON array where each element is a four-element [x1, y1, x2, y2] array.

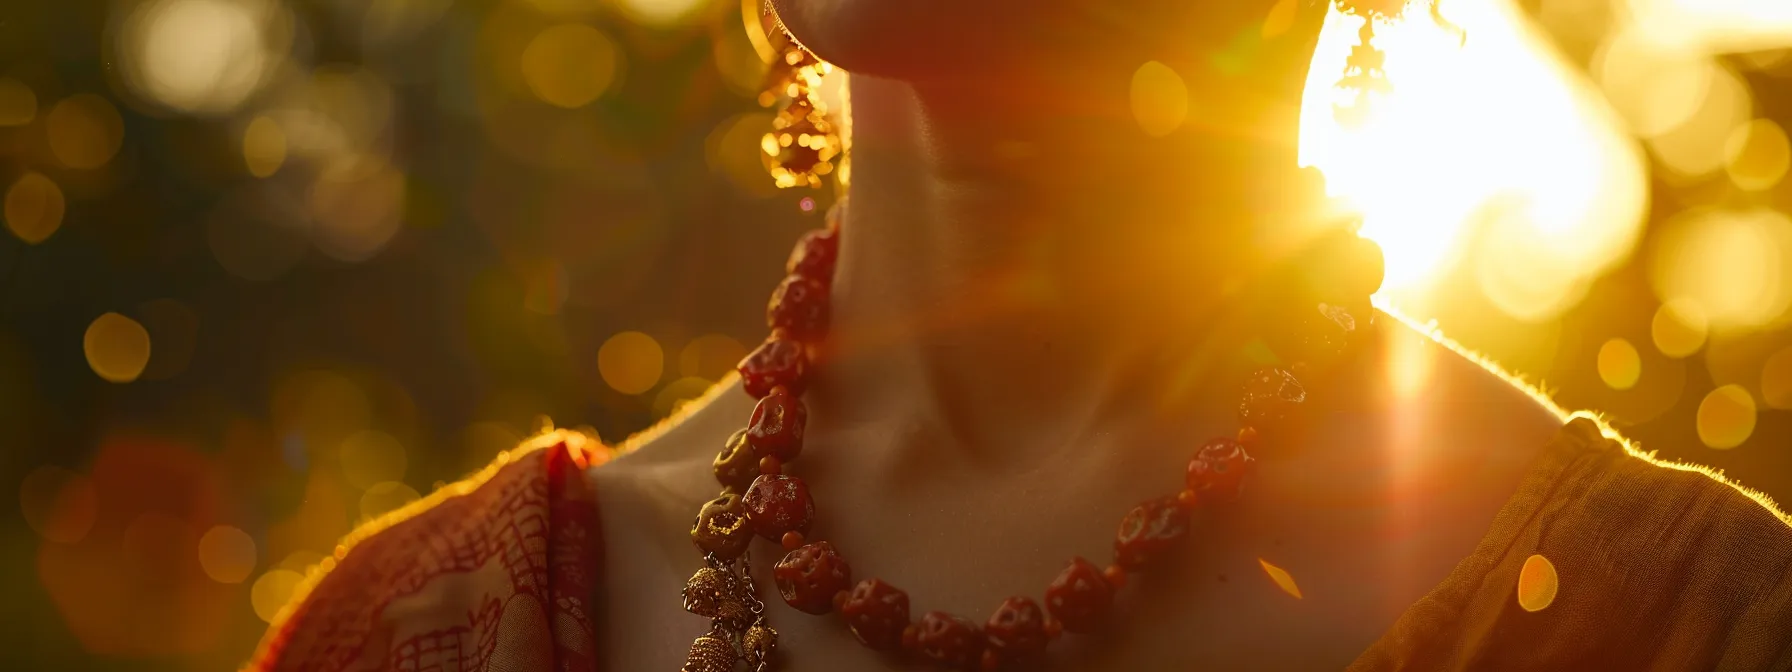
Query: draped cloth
[[248, 419, 1792, 671], [247, 430, 608, 672]]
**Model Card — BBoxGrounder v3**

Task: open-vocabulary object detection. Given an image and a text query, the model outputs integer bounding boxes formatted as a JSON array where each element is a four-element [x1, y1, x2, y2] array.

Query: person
[[246, 0, 1792, 670]]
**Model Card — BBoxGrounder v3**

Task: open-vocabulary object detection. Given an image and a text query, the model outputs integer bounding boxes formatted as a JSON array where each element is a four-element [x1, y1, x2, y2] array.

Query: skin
[[594, 0, 1564, 668]]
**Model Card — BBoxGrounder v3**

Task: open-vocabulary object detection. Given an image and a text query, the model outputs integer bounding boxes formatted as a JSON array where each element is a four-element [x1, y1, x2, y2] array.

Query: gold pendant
[[682, 566, 753, 629], [742, 624, 779, 672], [680, 633, 736, 672]]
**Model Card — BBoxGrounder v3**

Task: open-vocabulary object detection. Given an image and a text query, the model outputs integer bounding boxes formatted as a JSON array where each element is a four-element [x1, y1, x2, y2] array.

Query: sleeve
[[244, 430, 608, 672], [1473, 421, 1792, 671]]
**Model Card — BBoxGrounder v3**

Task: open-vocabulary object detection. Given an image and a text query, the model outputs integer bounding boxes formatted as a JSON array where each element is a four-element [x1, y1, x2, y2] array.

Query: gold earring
[[757, 15, 841, 190], [1331, 0, 1462, 129]]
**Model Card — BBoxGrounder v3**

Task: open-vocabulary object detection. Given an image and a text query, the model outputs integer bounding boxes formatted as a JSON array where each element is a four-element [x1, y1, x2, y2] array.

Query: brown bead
[[681, 634, 736, 672], [1043, 619, 1063, 640], [739, 337, 806, 399], [1113, 496, 1191, 569], [1176, 489, 1200, 509], [984, 596, 1048, 666], [760, 455, 783, 476], [832, 589, 850, 613], [901, 624, 920, 651], [780, 530, 805, 550], [774, 541, 853, 614], [747, 387, 807, 462], [916, 611, 985, 669], [1186, 437, 1255, 504], [767, 275, 831, 339], [842, 578, 911, 651], [1044, 557, 1112, 634], [1239, 366, 1306, 431], [743, 474, 815, 540], [713, 429, 758, 491], [690, 492, 753, 560]]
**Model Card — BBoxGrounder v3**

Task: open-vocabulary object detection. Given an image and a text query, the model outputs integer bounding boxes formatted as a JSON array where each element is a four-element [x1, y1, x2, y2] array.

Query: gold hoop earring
[[756, 9, 841, 189]]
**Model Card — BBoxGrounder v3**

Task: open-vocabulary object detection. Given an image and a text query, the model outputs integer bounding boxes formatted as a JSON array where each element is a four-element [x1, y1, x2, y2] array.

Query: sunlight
[[1299, 0, 1648, 320]]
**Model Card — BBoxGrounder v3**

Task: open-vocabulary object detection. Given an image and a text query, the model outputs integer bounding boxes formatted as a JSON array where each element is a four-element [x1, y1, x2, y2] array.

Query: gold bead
[[743, 624, 778, 671], [682, 567, 752, 627], [681, 634, 737, 672]]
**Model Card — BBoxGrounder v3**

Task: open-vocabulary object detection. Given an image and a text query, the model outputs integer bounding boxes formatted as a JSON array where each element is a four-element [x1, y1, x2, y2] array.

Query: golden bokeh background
[[0, 0, 1789, 668]]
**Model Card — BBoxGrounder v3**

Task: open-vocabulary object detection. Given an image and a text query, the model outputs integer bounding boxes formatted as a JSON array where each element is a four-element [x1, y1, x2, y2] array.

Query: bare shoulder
[[1366, 309, 1567, 463]]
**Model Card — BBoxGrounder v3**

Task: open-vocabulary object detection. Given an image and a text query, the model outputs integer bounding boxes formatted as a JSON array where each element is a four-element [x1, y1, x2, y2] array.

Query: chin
[[771, 0, 1290, 80]]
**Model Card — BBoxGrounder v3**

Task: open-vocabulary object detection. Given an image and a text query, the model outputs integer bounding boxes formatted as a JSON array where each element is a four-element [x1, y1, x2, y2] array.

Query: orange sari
[[246, 431, 609, 672]]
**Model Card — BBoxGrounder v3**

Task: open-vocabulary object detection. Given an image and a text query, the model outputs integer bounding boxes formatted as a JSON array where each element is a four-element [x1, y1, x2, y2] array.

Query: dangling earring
[[756, 9, 841, 189], [1330, 0, 1463, 129]]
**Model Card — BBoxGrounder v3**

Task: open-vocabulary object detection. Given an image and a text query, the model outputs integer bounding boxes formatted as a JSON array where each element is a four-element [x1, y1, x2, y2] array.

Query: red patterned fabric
[[246, 431, 608, 672]]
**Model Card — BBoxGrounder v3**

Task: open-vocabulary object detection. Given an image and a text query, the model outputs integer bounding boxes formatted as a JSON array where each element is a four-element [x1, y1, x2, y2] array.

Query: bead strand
[[683, 199, 1384, 671]]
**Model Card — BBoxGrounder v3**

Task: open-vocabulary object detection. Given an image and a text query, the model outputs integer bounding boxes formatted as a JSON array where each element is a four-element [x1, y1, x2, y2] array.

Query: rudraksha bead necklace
[[681, 201, 1385, 671]]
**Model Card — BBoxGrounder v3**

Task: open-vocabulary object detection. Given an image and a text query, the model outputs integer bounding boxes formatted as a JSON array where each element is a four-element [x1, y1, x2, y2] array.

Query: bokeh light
[[679, 334, 747, 380], [338, 430, 408, 490], [46, 94, 125, 169], [0, 78, 37, 126], [243, 115, 287, 177], [359, 480, 421, 520], [1697, 383, 1758, 449], [4, 171, 66, 245], [653, 376, 714, 417], [1762, 345, 1792, 409], [1651, 208, 1792, 332], [197, 525, 257, 584], [19, 466, 98, 544], [1517, 554, 1559, 612], [83, 312, 153, 383], [611, 0, 709, 28], [249, 569, 303, 623], [1724, 118, 1791, 190], [308, 154, 406, 262], [520, 23, 618, 109], [598, 330, 664, 395], [1131, 61, 1190, 138], [1598, 338, 1642, 390], [116, 0, 287, 114], [1651, 299, 1710, 358], [136, 298, 200, 381]]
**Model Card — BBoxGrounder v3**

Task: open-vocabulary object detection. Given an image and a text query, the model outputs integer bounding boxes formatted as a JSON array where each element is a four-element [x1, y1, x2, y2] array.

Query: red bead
[[1043, 620, 1063, 640], [1186, 437, 1255, 504], [713, 429, 758, 491], [774, 541, 853, 615], [916, 611, 985, 669], [1176, 489, 1200, 509], [1113, 496, 1192, 569], [690, 492, 752, 560], [786, 227, 839, 281], [1238, 366, 1305, 431], [742, 474, 814, 540], [841, 578, 911, 651], [738, 338, 806, 399], [1043, 557, 1112, 634], [1236, 426, 1259, 446], [746, 387, 806, 462], [1103, 564, 1128, 589], [983, 596, 1048, 666], [780, 530, 804, 550], [767, 275, 831, 339]]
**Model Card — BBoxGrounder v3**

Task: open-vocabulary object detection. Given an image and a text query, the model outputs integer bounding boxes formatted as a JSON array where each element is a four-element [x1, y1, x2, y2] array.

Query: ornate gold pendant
[[680, 555, 778, 671]]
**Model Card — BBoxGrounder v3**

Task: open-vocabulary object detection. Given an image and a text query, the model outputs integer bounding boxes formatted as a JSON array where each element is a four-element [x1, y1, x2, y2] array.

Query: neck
[[811, 17, 1341, 458]]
